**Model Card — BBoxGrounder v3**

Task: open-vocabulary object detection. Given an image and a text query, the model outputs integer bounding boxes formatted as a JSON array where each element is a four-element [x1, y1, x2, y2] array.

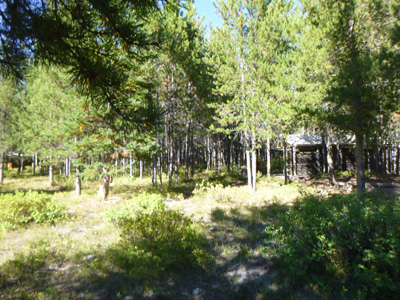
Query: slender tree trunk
[[291, 146, 296, 176], [371, 137, 379, 174], [207, 137, 211, 170], [129, 153, 133, 179], [32, 155, 36, 175], [139, 161, 143, 180], [284, 139, 288, 185], [246, 149, 252, 191], [49, 165, 54, 186], [355, 132, 365, 195], [266, 138, 271, 178], [251, 148, 257, 192], [322, 136, 327, 173], [337, 145, 343, 171], [326, 137, 337, 186], [384, 147, 387, 174], [115, 158, 118, 179], [190, 133, 195, 180], [158, 155, 162, 185], [175, 147, 179, 185], [0, 152, 4, 184], [185, 128, 190, 182], [396, 147, 400, 175], [75, 167, 81, 196], [226, 137, 231, 172], [34, 153, 38, 175]]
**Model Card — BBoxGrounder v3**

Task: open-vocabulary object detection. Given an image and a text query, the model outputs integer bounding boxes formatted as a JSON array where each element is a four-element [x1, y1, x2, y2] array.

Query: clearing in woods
[[0, 170, 398, 299]]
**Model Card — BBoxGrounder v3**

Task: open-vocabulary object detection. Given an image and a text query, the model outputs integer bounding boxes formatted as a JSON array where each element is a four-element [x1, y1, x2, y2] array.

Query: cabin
[[280, 134, 399, 177]]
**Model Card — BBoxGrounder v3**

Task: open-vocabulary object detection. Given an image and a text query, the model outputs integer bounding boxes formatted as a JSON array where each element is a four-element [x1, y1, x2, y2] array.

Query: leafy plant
[[0, 190, 69, 230], [265, 191, 400, 298], [104, 192, 165, 224], [110, 202, 212, 278], [193, 179, 231, 202]]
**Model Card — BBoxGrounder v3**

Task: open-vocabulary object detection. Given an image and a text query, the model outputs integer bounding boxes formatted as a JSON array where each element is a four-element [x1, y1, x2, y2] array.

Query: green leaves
[[210, 0, 301, 143], [265, 191, 400, 297], [0, 191, 69, 230]]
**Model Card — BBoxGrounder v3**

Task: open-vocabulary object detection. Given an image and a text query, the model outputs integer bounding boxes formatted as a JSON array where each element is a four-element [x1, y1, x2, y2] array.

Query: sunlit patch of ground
[[1, 170, 396, 299]]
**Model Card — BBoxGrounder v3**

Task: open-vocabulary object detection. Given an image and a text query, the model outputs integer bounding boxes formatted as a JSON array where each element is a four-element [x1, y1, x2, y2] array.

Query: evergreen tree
[[301, 0, 400, 194], [23, 66, 78, 185], [0, 78, 20, 184], [210, 0, 300, 190]]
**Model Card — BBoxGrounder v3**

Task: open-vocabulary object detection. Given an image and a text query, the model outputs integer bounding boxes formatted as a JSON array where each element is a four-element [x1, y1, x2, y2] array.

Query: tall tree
[[210, 0, 300, 190], [0, 78, 19, 184], [23, 66, 78, 185], [301, 0, 400, 194]]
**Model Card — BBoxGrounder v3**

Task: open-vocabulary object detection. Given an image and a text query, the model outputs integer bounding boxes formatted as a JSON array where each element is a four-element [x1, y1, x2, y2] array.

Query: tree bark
[[98, 170, 110, 200], [49, 165, 54, 186], [284, 139, 288, 185], [246, 149, 252, 191], [251, 148, 257, 192], [326, 136, 337, 186], [355, 132, 365, 195], [0, 152, 4, 184], [139, 160, 143, 180], [129, 153, 133, 179], [292, 146, 296, 176], [75, 167, 81, 196], [266, 138, 271, 178], [184, 128, 190, 182], [158, 155, 162, 185], [20, 156, 24, 174]]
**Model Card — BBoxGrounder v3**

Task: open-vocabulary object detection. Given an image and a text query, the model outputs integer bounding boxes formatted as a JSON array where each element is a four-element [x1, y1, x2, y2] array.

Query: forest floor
[[0, 170, 398, 300]]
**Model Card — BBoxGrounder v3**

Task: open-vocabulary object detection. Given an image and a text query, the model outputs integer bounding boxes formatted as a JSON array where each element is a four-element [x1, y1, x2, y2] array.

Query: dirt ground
[[300, 174, 400, 196]]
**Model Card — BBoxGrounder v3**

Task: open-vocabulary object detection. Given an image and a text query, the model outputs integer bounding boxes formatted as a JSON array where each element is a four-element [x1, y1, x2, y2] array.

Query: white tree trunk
[[251, 149, 257, 192], [246, 149, 252, 191], [49, 165, 54, 186], [75, 167, 81, 196]]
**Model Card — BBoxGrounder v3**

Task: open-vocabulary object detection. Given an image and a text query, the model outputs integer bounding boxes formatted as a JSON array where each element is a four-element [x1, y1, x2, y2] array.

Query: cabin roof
[[286, 134, 355, 147]]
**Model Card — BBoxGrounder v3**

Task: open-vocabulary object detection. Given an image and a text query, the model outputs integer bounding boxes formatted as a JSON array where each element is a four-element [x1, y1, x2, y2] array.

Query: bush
[[265, 191, 400, 298], [118, 209, 210, 271], [193, 179, 231, 202], [105, 192, 165, 224], [0, 191, 68, 230]]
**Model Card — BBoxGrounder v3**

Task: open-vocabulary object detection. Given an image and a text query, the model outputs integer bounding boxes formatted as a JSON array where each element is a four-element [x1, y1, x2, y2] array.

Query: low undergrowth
[[106, 192, 212, 279], [0, 190, 70, 232], [266, 191, 400, 299]]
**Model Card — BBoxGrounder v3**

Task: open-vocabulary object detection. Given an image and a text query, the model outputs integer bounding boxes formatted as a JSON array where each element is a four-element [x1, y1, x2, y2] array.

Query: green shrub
[[112, 208, 211, 277], [0, 191, 68, 230], [193, 179, 231, 202], [105, 192, 165, 224], [265, 191, 400, 298]]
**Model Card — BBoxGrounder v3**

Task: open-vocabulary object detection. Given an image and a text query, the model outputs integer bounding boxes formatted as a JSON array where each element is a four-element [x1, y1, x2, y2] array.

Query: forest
[[0, 0, 400, 299]]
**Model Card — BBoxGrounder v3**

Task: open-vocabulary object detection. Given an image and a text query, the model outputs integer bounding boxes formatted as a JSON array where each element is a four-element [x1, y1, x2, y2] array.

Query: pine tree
[[0, 78, 20, 184], [301, 0, 400, 194], [23, 66, 78, 185], [210, 0, 300, 190]]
